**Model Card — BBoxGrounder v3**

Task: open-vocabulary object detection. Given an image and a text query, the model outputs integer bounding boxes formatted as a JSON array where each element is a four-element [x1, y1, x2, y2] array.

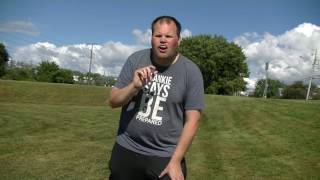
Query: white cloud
[[11, 28, 193, 77], [243, 77, 257, 91], [132, 29, 152, 45], [234, 23, 320, 90], [12, 41, 145, 76], [181, 29, 192, 38], [0, 21, 39, 36], [10, 23, 320, 89]]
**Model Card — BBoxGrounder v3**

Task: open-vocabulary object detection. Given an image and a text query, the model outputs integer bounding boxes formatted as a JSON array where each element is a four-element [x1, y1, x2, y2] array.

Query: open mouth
[[158, 45, 167, 53]]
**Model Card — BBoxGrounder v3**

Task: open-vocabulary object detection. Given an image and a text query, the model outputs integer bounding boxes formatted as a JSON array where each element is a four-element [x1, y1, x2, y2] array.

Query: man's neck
[[153, 53, 179, 67]]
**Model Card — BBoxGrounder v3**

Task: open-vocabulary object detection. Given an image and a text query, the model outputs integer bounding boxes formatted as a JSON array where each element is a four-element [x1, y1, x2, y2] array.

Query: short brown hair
[[151, 16, 181, 38]]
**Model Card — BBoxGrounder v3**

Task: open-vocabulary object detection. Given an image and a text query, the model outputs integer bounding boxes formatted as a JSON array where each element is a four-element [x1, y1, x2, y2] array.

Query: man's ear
[[178, 38, 181, 46]]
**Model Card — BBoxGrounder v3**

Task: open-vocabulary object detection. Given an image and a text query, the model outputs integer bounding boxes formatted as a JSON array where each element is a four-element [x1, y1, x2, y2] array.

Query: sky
[[1, 0, 320, 90]]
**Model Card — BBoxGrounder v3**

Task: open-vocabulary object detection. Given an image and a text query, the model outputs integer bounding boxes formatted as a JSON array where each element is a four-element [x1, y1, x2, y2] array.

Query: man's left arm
[[159, 109, 201, 180]]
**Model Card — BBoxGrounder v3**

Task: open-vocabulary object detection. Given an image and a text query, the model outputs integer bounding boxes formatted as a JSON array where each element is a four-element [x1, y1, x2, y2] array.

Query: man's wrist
[[129, 82, 141, 92], [170, 155, 183, 164]]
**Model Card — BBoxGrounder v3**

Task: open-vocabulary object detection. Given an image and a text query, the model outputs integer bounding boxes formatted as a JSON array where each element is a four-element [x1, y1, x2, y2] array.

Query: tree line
[[0, 43, 116, 86], [252, 79, 320, 100], [1, 36, 319, 99]]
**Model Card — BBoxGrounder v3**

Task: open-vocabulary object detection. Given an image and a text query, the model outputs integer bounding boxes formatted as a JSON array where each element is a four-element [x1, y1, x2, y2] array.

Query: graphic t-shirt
[[114, 49, 204, 157]]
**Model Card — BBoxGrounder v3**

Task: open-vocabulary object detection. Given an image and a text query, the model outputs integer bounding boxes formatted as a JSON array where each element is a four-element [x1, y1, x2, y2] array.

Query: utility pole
[[306, 49, 319, 101], [87, 43, 96, 85], [263, 62, 269, 99]]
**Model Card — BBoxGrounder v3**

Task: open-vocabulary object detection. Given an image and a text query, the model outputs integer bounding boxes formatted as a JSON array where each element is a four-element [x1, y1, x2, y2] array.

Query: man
[[108, 15, 204, 180]]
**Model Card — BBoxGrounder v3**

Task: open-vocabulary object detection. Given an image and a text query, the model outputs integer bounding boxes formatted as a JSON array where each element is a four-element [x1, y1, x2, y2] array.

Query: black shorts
[[108, 143, 187, 180]]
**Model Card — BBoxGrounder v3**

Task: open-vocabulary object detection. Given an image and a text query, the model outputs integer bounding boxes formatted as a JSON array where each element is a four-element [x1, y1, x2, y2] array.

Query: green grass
[[189, 96, 320, 179], [0, 80, 109, 106], [0, 80, 319, 179]]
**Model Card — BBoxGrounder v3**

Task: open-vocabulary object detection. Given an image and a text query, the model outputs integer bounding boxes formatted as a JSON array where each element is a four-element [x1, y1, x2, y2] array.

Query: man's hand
[[108, 65, 157, 108], [132, 65, 157, 90], [159, 160, 184, 180]]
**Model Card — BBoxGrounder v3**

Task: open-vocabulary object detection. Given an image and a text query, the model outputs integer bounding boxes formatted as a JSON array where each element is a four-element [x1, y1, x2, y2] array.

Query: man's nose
[[160, 36, 167, 42]]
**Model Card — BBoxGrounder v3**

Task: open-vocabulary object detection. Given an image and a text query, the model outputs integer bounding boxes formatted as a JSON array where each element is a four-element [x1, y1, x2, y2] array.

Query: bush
[[3, 67, 36, 81], [52, 69, 74, 84]]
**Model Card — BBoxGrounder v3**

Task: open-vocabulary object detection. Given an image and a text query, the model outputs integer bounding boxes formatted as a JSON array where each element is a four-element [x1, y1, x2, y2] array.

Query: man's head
[[151, 16, 181, 38], [151, 16, 181, 64]]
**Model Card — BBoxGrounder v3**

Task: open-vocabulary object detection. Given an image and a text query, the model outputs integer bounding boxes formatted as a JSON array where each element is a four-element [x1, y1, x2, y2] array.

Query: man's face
[[151, 22, 180, 61]]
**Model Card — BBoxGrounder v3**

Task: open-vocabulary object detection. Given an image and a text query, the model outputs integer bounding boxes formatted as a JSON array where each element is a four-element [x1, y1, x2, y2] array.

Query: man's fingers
[[149, 66, 157, 80], [140, 66, 157, 80], [142, 69, 148, 79], [158, 169, 167, 178], [146, 68, 154, 81], [148, 65, 156, 71], [134, 65, 157, 88], [136, 70, 144, 80]]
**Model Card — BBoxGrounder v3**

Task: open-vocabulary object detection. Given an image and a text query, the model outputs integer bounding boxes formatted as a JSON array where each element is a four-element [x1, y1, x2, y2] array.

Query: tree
[[282, 81, 317, 99], [105, 76, 116, 86], [0, 43, 10, 77], [2, 61, 36, 81], [179, 35, 249, 95], [253, 79, 285, 98], [91, 73, 104, 86], [313, 87, 320, 100], [85, 73, 116, 86], [51, 69, 74, 84], [3, 67, 36, 81], [36, 61, 59, 82]]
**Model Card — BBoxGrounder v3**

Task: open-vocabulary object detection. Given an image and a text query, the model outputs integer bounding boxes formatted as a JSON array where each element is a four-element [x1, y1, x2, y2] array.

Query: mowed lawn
[[0, 80, 319, 179]]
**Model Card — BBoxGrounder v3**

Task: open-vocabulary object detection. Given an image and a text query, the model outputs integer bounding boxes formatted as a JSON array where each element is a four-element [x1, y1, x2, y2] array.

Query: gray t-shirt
[[114, 49, 204, 157]]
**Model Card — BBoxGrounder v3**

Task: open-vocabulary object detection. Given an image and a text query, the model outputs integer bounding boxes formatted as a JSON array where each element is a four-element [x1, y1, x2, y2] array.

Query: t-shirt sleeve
[[184, 64, 205, 111], [114, 56, 134, 89]]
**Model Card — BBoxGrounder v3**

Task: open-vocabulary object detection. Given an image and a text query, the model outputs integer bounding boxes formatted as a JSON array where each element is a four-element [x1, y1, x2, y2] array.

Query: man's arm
[[159, 110, 201, 180], [108, 83, 138, 108], [108, 65, 156, 108]]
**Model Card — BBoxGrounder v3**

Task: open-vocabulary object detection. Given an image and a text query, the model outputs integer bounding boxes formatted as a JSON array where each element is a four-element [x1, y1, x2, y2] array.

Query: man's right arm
[[108, 65, 156, 108], [108, 83, 139, 108]]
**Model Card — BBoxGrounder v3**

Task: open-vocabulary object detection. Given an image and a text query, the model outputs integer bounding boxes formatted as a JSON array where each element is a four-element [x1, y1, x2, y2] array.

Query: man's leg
[[108, 143, 145, 180], [109, 143, 187, 180]]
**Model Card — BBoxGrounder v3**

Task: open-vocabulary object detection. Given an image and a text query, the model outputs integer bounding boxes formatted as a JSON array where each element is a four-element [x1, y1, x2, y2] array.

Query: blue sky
[[1, 0, 320, 89], [1, 0, 319, 48]]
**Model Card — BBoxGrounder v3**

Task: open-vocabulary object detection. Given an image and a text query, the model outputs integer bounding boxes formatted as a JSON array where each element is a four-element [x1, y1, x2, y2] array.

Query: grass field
[[0, 80, 319, 179]]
